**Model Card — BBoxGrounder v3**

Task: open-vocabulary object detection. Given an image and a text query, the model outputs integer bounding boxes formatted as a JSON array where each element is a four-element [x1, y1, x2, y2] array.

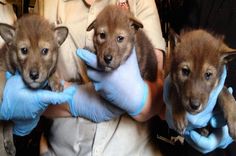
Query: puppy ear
[[169, 28, 180, 52], [220, 43, 236, 63], [87, 20, 96, 31], [54, 26, 68, 46], [129, 17, 143, 31], [0, 23, 15, 44]]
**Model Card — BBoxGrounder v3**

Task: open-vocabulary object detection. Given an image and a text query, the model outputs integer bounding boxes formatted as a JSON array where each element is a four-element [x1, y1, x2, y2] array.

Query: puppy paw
[[49, 80, 64, 92], [173, 115, 188, 135], [198, 127, 210, 137]]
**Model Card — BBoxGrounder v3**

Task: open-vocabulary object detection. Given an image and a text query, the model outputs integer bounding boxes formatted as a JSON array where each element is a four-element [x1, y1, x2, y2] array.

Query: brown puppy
[[168, 29, 236, 139], [0, 14, 68, 100], [86, 5, 157, 81]]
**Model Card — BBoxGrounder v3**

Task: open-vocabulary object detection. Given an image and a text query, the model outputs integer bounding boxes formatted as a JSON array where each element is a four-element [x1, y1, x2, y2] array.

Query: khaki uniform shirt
[[34, 0, 165, 156]]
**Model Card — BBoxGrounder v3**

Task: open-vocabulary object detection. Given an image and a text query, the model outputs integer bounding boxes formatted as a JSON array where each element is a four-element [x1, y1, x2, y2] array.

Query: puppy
[[168, 29, 236, 139], [86, 5, 157, 81], [0, 14, 69, 155], [0, 14, 68, 100]]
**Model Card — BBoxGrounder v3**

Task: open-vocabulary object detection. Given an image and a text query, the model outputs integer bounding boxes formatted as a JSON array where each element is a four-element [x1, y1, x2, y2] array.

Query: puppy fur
[[169, 29, 236, 139], [87, 5, 157, 81], [0, 14, 68, 100]]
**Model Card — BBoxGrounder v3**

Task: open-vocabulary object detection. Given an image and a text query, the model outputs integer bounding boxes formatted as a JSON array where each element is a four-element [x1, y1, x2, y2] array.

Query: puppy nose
[[29, 69, 39, 80], [190, 99, 200, 110], [104, 55, 113, 64]]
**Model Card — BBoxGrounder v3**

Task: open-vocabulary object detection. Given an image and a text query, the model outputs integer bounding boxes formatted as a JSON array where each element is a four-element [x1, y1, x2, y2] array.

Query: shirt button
[[94, 148, 102, 156]]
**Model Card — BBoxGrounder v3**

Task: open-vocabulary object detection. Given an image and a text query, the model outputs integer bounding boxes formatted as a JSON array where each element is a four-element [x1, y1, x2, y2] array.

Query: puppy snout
[[104, 54, 113, 64], [190, 99, 200, 110], [29, 69, 39, 80]]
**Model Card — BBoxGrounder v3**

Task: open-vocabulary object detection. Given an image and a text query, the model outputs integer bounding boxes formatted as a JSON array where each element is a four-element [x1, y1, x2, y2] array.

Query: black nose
[[29, 69, 39, 80], [190, 99, 200, 110], [104, 55, 113, 64]]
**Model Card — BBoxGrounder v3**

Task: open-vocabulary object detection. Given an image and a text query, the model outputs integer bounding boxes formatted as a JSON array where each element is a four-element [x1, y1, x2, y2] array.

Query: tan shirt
[[34, 0, 165, 156]]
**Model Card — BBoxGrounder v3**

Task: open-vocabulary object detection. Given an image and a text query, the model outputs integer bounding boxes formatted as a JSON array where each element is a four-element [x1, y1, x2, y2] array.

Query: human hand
[[77, 48, 148, 116], [184, 113, 233, 154], [68, 82, 124, 122], [0, 73, 76, 136]]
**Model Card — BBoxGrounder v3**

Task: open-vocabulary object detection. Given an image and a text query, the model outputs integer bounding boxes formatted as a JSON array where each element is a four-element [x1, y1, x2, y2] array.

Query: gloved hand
[[0, 73, 76, 136], [164, 66, 233, 153], [68, 82, 124, 122], [77, 48, 148, 116], [208, 87, 233, 128], [185, 114, 233, 154]]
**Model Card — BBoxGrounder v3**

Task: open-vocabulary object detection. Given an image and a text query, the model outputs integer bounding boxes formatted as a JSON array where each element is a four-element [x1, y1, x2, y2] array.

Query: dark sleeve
[[182, 0, 201, 29], [167, 0, 201, 33]]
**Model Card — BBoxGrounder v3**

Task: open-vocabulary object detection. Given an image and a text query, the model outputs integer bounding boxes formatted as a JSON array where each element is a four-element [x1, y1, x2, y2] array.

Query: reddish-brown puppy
[[0, 14, 68, 101], [87, 5, 157, 81], [169, 29, 236, 139]]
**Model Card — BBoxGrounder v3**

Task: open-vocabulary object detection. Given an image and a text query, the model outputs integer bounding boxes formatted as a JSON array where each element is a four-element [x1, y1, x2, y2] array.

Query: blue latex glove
[[185, 115, 233, 154], [68, 82, 124, 122], [0, 73, 76, 136], [77, 48, 148, 116], [164, 66, 233, 153]]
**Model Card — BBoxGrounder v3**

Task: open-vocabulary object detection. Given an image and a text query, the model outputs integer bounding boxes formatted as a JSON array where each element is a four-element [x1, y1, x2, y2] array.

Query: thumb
[[120, 48, 141, 77], [5, 70, 21, 80], [5, 74, 26, 89], [63, 85, 77, 95], [76, 48, 99, 69], [5, 71, 13, 80], [210, 113, 227, 128], [123, 47, 139, 67], [36, 87, 76, 105], [188, 130, 218, 150], [228, 87, 233, 94]]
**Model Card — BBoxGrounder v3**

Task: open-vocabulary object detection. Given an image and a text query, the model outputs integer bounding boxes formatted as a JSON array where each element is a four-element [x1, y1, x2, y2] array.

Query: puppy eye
[[117, 36, 124, 43], [20, 47, 28, 55], [99, 32, 106, 39], [181, 67, 190, 77], [205, 72, 212, 80], [41, 48, 49, 55]]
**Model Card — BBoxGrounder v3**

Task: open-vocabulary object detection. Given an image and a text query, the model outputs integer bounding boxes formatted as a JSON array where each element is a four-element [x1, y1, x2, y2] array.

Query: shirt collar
[[63, 0, 79, 1], [63, 0, 103, 2]]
